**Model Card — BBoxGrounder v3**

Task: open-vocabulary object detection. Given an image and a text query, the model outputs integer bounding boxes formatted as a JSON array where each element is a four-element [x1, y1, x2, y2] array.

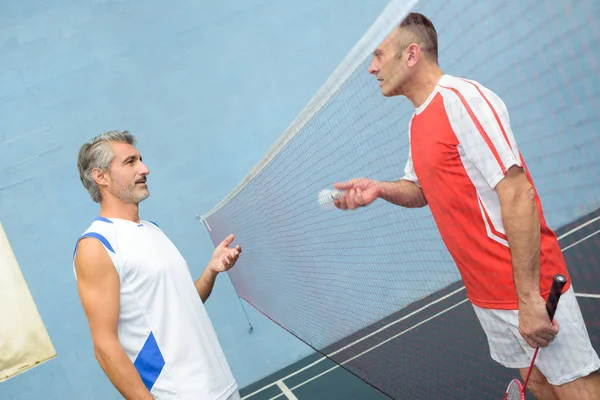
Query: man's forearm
[[378, 179, 427, 208], [195, 266, 218, 302], [501, 185, 541, 303], [95, 341, 153, 400]]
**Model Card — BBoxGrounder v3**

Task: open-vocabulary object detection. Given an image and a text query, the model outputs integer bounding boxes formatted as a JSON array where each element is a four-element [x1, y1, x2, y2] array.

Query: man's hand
[[333, 177, 426, 209], [518, 295, 559, 348], [196, 234, 242, 302], [208, 234, 242, 273], [333, 178, 381, 210]]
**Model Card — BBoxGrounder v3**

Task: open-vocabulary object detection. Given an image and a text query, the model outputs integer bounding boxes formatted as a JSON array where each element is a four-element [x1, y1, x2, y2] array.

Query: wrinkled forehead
[[109, 141, 141, 163]]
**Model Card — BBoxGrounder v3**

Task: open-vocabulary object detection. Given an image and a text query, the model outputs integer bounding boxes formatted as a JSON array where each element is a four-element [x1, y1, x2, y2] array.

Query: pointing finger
[[334, 182, 353, 190], [220, 234, 235, 247]]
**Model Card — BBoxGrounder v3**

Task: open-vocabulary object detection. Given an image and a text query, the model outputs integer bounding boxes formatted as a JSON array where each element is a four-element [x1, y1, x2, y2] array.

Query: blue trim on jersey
[[148, 220, 159, 228], [94, 216, 113, 224], [73, 233, 116, 260], [134, 332, 165, 391]]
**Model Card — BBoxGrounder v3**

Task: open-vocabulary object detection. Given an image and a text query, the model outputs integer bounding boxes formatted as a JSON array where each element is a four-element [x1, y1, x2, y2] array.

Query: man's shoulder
[[438, 75, 505, 112], [142, 220, 160, 229], [439, 74, 481, 88], [444, 75, 502, 98], [73, 217, 119, 257], [81, 217, 119, 238]]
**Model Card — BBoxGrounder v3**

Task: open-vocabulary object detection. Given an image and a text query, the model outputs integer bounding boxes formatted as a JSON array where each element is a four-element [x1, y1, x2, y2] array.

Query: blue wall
[[0, 0, 390, 398], [3, 0, 600, 399]]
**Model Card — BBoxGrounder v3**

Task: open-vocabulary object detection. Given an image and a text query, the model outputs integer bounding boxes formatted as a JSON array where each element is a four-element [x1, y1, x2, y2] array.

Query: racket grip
[[545, 274, 567, 321]]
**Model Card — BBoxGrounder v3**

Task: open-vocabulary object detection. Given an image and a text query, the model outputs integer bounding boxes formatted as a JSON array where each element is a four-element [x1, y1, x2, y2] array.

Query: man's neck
[[404, 66, 444, 109], [99, 200, 141, 223]]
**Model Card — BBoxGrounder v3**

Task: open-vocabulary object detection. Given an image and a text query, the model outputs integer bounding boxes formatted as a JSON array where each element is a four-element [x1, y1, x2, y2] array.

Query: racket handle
[[545, 274, 567, 321]]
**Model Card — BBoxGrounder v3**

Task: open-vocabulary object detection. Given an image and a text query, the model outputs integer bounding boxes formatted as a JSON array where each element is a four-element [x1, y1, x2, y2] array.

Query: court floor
[[239, 209, 600, 400]]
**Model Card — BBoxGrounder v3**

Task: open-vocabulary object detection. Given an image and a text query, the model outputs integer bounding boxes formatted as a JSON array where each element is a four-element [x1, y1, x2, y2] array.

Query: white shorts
[[472, 286, 600, 386]]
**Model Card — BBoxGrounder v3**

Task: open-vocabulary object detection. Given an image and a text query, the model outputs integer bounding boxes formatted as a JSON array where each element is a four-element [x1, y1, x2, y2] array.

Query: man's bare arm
[[334, 178, 427, 210], [378, 179, 428, 208], [496, 166, 560, 348], [495, 166, 540, 303], [193, 234, 241, 302], [75, 238, 154, 400], [195, 267, 218, 303]]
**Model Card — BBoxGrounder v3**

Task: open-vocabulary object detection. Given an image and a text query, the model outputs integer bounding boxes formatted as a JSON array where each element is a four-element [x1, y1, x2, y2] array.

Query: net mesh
[[202, 0, 600, 398]]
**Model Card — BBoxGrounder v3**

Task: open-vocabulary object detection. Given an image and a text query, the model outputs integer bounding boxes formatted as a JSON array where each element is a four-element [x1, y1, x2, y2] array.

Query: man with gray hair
[[73, 130, 242, 400]]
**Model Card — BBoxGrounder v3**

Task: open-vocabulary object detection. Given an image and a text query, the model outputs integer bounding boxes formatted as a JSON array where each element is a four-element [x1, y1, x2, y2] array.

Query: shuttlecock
[[318, 188, 342, 210]]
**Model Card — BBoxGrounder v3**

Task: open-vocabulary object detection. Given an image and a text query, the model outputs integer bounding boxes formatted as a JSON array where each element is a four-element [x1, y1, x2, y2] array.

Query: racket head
[[504, 378, 525, 400]]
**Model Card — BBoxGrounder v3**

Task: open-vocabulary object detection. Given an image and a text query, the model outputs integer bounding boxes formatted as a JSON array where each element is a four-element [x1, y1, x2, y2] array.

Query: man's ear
[[406, 43, 420, 67], [92, 168, 109, 187]]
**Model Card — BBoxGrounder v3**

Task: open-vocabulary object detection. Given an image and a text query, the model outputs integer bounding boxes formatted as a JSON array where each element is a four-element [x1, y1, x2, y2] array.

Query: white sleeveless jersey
[[73, 217, 238, 400]]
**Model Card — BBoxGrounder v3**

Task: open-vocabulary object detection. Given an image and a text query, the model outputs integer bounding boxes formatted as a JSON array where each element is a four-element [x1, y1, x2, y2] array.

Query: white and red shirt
[[403, 74, 570, 310]]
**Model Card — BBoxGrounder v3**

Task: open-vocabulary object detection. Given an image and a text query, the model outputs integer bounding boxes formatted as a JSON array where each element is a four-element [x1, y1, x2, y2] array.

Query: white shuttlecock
[[318, 188, 342, 210]]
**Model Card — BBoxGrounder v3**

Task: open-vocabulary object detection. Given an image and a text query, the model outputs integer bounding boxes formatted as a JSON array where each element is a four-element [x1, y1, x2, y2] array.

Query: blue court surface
[[238, 209, 600, 400]]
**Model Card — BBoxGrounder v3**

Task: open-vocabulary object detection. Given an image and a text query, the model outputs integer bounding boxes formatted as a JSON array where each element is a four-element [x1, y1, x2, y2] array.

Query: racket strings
[[505, 380, 523, 400]]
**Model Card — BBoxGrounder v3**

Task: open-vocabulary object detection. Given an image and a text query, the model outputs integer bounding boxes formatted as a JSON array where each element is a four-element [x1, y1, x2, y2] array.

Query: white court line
[[275, 380, 298, 400], [244, 218, 599, 399], [557, 215, 600, 240], [270, 365, 340, 400], [339, 299, 469, 365], [327, 286, 466, 358], [561, 228, 600, 252], [241, 286, 466, 399], [241, 357, 327, 399], [575, 293, 600, 299], [267, 299, 469, 400]]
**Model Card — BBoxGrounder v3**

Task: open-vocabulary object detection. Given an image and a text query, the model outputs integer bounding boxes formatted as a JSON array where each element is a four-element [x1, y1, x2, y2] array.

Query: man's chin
[[381, 87, 401, 97], [130, 190, 150, 204], [138, 190, 150, 202]]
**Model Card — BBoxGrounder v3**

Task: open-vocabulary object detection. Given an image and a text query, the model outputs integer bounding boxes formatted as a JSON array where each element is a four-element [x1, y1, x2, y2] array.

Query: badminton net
[[201, 0, 600, 398]]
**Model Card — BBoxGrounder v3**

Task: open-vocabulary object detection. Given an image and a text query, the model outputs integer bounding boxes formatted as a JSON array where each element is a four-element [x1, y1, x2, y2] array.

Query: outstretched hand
[[209, 234, 242, 273], [333, 178, 381, 210]]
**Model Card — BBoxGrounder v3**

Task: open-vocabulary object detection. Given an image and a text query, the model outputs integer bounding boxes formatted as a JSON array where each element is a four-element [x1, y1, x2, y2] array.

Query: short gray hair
[[77, 130, 136, 203]]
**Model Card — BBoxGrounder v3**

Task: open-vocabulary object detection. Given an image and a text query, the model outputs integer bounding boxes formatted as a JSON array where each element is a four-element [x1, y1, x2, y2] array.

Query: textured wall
[[0, 0, 390, 398]]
